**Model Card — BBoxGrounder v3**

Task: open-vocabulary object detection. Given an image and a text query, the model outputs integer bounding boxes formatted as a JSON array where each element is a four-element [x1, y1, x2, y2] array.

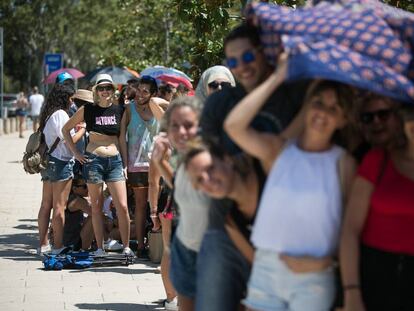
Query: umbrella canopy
[[44, 68, 85, 84], [83, 66, 139, 85], [245, 0, 414, 103], [157, 74, 193, 90], [140, 66, 193, 82]]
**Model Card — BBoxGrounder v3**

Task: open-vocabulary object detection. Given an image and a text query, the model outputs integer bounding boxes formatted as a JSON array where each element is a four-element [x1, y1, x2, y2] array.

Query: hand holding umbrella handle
[[275, 51, 289, 83]]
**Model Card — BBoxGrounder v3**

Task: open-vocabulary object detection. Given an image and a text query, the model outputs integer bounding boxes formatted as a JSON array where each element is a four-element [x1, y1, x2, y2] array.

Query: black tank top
[[84, 103, 124, 136]]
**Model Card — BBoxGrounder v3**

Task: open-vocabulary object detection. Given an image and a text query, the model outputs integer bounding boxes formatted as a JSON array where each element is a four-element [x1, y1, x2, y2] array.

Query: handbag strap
[[48, 137, 61, 155]]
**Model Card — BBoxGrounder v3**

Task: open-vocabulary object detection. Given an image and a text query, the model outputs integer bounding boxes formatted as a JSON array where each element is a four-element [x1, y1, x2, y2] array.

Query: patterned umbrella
[[157, 74, 193, 90], [140, 66, 193, 82], [44, 68, 85, 84], [245, 0, 414, 103], [83, 66, 139, 85]]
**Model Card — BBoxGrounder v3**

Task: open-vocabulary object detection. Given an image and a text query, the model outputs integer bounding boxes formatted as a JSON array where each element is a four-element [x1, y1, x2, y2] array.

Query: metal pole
[[0, 27, 3, 119]]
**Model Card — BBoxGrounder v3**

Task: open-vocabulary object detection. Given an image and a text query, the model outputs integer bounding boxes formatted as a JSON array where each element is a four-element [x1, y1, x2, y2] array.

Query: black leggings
[[360, 244, 414, 311]]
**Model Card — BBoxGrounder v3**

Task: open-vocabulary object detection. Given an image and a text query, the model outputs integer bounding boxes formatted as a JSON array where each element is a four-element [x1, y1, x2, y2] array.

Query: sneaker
[[51, 246, 70, 255], [164, 297, 178, 311], [122, 247, 135, 257], [104, 239, 123, 251], [37, 244, 51, 256], [90, 248, 107, 257]]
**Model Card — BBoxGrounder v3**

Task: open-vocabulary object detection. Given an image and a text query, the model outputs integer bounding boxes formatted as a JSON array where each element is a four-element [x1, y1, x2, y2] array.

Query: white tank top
[[174, 164, 210, 252], [251, 140, 344, 257]]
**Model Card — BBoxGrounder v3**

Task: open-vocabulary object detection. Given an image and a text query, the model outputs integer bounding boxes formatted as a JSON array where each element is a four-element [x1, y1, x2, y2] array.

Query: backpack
[[22, 130, 60, 174]]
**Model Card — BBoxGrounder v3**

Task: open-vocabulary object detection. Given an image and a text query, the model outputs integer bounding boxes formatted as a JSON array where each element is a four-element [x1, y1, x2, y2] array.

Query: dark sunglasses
[[208, 81, 232, 90], [96, 85, 114, 92], [360, 109, 395, 124], [226, 50, 257, 69]]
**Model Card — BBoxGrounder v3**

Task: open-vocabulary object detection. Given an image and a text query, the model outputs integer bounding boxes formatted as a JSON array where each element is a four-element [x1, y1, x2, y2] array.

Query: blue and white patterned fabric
[[245, 0, 414, 104]]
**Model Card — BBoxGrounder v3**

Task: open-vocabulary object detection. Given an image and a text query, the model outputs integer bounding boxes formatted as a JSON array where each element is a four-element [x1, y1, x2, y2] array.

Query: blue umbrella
[[83, 66, 139, 85], [245, 0, 414, 103]]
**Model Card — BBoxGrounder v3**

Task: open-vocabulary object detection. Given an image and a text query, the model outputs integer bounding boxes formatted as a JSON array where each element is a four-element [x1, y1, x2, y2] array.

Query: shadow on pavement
[[7, 160, 21, 164], [13, 224, 38, 230], [18, 219, 38, 222], [75, 302, 163, 310], [69, 267, 159, 275], [0, 232, 40, 261]]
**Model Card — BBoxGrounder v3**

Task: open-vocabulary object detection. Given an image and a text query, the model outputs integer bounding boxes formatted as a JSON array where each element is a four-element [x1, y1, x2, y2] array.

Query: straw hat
[[74, 89, 93, 103]]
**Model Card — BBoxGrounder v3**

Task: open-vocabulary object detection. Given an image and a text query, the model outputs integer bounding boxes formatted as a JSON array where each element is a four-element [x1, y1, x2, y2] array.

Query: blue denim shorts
[[244, 249, 335, 311], [196, 228, 251, 311], [169, 236, 197, 298], [83, 152, 125, 184], [41, 156, 74, 182]]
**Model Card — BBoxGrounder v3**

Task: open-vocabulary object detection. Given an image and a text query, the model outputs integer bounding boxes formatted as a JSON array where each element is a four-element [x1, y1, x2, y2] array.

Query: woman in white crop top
[[224, 53, 356, 311]]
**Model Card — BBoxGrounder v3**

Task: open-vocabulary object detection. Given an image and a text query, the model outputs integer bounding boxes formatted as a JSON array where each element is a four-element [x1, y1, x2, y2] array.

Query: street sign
[[44, 53, 63, 74]]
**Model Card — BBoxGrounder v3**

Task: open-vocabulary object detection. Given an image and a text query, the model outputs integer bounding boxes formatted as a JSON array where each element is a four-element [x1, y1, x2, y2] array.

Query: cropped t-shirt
[[358, 149, 414, 255], [84, 103, 124, 136]]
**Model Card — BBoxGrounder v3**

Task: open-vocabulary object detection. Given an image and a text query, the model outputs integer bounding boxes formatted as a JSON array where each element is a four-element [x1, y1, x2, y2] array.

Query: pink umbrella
[[44, 68, 85, 84], [157, 74, 193, 90]]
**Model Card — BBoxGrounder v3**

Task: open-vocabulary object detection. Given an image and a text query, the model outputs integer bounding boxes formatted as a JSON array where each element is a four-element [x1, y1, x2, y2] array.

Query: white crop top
[[251, 140, 344, 258]]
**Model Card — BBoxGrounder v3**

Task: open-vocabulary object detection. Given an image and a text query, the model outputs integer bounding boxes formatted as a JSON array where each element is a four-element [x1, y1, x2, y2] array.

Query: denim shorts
[[169, 236, 197, 298], [244, 249, 335, 311], [83, 152, 125, 184], [127, 171, 149, 187], [41, 156, 74, 182], [196, 228, 251, 311]]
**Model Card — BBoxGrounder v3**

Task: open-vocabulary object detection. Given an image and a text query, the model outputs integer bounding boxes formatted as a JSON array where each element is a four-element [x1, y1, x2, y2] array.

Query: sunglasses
[[208, 81, 232, 90], [96, 85, 114, 92], [360, 109, 395, 124], [226, 50, 257, 69]]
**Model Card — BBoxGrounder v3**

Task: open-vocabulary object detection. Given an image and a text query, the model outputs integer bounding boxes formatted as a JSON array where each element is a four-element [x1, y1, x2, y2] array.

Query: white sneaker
[[51, 246, 69, 255], [122, 247, 135, 257], [90, 248, 107, 257], [37, 244, 51, 256], [165, 297, 178, 311], [104, 239, 123, 251]]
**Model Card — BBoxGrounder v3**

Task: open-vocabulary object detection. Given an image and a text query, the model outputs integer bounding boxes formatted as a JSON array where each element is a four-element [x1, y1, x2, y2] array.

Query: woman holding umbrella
[[62, 73, 133, 257]]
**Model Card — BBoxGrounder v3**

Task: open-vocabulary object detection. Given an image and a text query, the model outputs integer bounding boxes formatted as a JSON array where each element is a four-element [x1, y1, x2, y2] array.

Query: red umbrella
[[44, 68, 85, 84], [157, 74, 193, 90]]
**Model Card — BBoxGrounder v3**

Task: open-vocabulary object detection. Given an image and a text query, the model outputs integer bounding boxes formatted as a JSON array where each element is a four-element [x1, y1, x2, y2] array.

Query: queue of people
[[27, 14, 414, 311]]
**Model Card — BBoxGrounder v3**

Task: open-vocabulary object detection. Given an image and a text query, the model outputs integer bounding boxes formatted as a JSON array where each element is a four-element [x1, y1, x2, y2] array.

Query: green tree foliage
[[0, 0, 413, 91], [103, 0, 195, 73], [0, 0, 123, 91]]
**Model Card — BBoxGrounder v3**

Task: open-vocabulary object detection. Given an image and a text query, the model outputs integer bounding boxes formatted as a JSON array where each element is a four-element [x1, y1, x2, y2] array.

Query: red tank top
[[358, 149, 414, 255]]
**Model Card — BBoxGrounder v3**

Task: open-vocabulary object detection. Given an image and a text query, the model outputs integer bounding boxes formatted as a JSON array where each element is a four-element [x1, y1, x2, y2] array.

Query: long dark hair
[[39, 84, 75, 130]]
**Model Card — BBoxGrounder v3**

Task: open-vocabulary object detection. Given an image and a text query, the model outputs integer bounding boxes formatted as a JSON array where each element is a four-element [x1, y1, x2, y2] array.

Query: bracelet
[[343, 284, 360, 291]]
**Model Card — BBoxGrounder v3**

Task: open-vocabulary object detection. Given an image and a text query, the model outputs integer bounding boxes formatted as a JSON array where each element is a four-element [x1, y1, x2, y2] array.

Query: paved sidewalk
[[0, 131, 165, 311]]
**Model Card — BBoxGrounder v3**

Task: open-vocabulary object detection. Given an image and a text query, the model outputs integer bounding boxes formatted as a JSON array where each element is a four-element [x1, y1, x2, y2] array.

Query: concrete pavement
[[0, 130, 165, 311]]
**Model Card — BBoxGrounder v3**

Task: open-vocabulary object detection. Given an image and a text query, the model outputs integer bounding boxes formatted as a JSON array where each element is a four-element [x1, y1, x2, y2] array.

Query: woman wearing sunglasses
[[353, 94, 404, 161], [340, 102, 414, 311], [62, 73, 133, 257], [195, 65, 236, 104]]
